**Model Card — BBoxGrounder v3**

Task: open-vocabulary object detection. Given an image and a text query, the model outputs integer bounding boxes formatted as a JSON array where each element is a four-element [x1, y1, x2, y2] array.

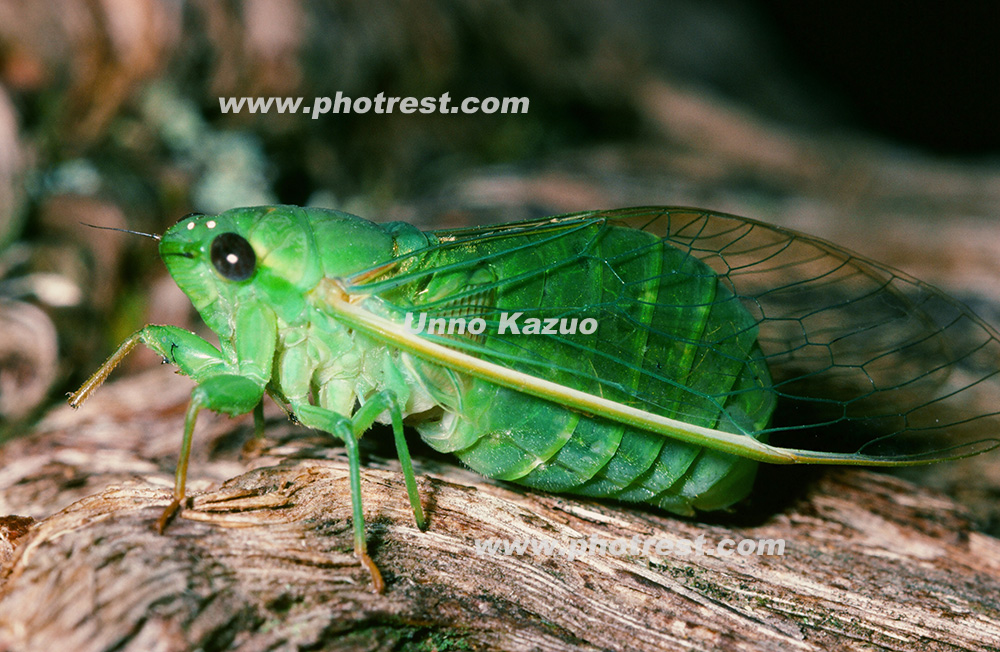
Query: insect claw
[[358, 551, 385, 593], [156, 498, 182, 533]]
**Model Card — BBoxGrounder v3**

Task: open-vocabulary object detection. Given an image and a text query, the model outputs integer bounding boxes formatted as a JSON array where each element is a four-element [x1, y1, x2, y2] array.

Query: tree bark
[[2, 366, 1000, 651]]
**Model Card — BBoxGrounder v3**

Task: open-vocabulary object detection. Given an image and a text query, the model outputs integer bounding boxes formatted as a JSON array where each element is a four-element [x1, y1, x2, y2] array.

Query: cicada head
[[160, 205, 400, 338]]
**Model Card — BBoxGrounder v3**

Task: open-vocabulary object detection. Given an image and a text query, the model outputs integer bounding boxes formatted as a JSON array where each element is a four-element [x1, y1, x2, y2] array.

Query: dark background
[[1, 0, 998, 429]]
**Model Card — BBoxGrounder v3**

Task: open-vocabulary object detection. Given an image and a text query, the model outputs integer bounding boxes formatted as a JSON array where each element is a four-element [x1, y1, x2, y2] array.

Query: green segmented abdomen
[[411, 221, 775, 514]]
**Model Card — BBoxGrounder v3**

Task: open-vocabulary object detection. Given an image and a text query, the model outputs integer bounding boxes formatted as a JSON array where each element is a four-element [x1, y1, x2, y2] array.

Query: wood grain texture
[[2, 366, 1000, 651]]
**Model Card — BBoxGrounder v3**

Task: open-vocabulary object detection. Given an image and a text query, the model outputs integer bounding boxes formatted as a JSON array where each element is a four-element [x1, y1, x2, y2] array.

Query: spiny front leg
[[68, 325, 229, 408], [156, 374, 266, 531], [69, 324, 269, 532]]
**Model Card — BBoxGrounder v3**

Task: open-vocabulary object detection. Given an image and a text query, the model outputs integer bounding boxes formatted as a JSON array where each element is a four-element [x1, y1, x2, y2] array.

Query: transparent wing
[[333, 207, 1000, 464]]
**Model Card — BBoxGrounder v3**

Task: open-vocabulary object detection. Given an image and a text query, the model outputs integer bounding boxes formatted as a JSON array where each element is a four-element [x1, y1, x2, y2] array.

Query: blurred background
[[2, 0, 1000, 470]]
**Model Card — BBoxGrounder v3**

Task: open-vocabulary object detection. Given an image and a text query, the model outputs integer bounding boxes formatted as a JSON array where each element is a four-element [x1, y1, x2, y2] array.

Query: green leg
[[295, 404, 385, 592], [156, 396, 202, 532], [72, 312, 277, 531], [70, 324, 268, 531], [293, 391, 426, 592], [156, 374, 267, 531], [351, 390, 426, 531], [69, 325, 232, 409]]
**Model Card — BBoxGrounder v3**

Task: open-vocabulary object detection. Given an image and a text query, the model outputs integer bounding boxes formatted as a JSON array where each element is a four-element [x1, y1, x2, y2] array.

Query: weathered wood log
[[2, 366, 1000, 651]]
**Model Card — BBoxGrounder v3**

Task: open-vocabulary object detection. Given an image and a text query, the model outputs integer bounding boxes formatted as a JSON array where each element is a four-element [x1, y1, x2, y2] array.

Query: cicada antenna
[[80, 223, 161, 241]]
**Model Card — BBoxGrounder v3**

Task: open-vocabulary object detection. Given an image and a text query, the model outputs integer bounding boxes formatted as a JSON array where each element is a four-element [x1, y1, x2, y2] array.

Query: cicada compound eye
[[210, 232, 256, 281]]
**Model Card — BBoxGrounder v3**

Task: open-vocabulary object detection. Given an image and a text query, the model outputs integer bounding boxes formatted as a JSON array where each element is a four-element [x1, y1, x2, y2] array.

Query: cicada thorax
[[399, 219, 777, 514]]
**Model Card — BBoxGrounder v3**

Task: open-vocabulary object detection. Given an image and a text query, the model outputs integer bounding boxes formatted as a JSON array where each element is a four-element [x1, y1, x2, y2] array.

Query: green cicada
[[70, 206, 1000, 591]]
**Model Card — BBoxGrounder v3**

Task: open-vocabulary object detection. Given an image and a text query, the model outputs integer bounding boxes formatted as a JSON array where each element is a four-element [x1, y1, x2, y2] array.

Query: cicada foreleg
[[157, 373, 265, 531], [69, 325, 268, 532]]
